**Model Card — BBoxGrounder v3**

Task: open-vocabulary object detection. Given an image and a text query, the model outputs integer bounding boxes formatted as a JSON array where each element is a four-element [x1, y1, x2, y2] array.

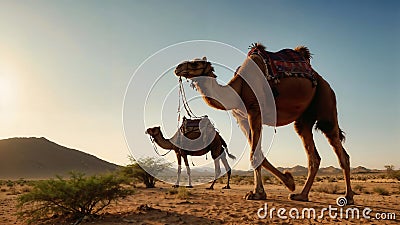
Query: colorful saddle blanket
[[248, 45, 317, 86]]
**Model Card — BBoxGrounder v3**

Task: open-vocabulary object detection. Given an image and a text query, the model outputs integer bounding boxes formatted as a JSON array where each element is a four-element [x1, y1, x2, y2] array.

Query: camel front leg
[[289, 120, 320, 202], [182, 154, 193, 188], [221, 154, 232, 189], [245, 111, 295, 200], [245, 111, 267, 200], [174, 152, 182, 188]]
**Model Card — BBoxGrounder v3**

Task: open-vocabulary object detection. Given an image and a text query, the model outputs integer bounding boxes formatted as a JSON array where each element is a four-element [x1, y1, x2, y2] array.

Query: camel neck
[[152, 132, 174, 150], [192, 73, 242, 110]]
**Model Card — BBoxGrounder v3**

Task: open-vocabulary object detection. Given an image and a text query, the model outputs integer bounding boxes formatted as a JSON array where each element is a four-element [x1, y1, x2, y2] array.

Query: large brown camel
[[174, 43, 354, 204], [145, 126, 236, 190]]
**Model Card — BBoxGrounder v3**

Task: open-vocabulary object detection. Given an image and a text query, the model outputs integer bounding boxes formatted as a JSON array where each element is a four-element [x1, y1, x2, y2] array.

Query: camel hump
[[294, 46, 312, 62]]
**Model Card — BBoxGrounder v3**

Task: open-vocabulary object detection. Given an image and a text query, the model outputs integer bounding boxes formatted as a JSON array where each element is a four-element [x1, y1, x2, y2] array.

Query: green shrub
[[17, 172, 133, 224], [6, 180, 14, 187], [120, 157, 171, 188], [373, 187, 390, 196]]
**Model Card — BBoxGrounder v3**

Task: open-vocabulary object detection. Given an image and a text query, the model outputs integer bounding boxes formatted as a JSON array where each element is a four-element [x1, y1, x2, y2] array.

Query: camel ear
[[202, 56, 207, 61]]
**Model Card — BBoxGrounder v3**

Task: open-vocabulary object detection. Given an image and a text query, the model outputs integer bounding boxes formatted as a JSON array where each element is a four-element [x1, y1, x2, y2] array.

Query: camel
[[174, 43, 354, 204], [145, 126, 236, 190]]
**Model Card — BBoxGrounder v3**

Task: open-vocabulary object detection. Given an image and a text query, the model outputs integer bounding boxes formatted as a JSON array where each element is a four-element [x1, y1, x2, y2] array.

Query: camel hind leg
[[317, 120, 354, 204], [207, 159, 221, 190], [313, 76, 354, 204], [221, 153, 232, 189]]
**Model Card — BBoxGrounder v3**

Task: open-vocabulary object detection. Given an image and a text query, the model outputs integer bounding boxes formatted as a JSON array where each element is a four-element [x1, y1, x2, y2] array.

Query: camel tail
[[315, 121, 346, 144], [339, 128, 346, 143], [220, 135, 236, 160], [294, 46, 312, 62]]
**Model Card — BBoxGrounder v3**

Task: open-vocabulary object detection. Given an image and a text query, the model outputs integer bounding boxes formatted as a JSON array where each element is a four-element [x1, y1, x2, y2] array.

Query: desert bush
[[17, 172, 133, 224], [263, 175, 272, 184], [315, 176, 323, 182], [120, 156, 171, 188], [327, 177, 337, 183], [21, 187, 31, 193], [354, 184, 364, 193], [167, 188, 178, 195], [355, 175, 368, 181], [373, 187, 390, 196], [314, 184, 339, 194], [176, 187, 191, 199], [363, 190, 371, 194], [6, 180, 14, 187], [295, 176, 306, 185], [379, 174, 387, 179], [389, 170, 400, 181]]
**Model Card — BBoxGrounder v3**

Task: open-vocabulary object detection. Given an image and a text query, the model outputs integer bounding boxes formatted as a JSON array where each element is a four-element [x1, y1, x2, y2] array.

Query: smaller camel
[[146, 126, 236, 189]]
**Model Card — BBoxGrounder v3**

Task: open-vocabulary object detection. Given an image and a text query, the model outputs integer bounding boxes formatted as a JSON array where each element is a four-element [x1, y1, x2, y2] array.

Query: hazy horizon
[[1, 1, 399, 170]]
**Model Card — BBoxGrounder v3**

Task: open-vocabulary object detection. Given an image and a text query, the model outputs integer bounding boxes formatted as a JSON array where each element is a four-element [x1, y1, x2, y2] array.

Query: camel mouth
[[174, 69, 194, 79], [174, 68, 188, 77]]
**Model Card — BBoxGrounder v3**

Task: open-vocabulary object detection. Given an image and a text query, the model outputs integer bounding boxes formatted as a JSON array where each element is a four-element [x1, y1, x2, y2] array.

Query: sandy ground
[[1, 180, 399, 225]]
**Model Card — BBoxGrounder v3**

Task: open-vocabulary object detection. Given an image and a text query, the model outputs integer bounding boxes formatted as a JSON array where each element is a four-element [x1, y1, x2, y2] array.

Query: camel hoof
[[289, 193, 309, 202], [172, 185, 179, 188], [345, 195, 355, 205], [283, 171, 295, 192], [186, 185, 193, 188], [206, 187, 214, 190], [222, 185, 231, 189], [244, 191, 266, 200]]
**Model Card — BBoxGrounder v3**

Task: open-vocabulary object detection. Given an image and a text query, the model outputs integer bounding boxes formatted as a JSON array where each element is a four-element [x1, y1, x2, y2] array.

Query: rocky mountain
[[0, 137, 118, 179]]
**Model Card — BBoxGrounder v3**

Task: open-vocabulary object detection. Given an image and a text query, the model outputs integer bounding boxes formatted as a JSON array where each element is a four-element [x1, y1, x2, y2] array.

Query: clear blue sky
[[0, 0, 399, 169]]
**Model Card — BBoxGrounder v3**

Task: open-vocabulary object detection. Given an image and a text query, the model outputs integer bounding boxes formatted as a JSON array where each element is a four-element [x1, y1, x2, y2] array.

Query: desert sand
[[1, 178, 399, 225]]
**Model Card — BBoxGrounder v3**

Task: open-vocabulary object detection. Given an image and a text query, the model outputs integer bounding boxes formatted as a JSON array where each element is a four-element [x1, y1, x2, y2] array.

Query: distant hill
[[351, 166, 372, 174], [0, 137, 119, 179], [277, 165, 308, 176]]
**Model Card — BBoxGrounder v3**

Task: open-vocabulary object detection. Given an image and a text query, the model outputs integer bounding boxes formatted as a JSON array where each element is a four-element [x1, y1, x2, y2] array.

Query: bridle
[[181, 60, 215, 78]]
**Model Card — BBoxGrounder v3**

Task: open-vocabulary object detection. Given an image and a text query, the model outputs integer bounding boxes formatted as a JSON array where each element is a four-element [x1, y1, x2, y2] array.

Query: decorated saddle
[[180, 116, 215, 137], [248, 43, 318, 86]]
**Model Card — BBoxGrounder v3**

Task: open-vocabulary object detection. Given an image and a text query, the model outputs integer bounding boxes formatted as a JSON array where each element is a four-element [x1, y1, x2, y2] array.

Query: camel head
[[145, 126, 161, 137], [174, 57, 215, 79]]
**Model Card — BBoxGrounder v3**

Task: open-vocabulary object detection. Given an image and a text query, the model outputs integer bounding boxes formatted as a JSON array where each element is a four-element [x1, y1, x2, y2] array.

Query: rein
[[148, 135, 172, 157], [177, 76, 199, 123]]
